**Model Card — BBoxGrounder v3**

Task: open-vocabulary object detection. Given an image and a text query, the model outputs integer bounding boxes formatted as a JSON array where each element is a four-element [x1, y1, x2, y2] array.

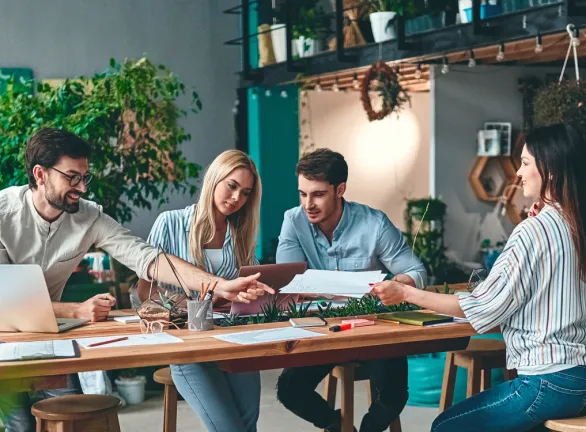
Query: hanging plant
[[360, 61, 410, 121]]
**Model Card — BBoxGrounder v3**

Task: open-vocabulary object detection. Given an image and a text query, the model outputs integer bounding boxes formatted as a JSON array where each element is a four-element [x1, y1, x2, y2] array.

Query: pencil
[[88, 336, 129, 348]]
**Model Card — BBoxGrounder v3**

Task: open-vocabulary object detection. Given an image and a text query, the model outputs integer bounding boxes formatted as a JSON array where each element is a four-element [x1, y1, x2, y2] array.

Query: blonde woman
[[138, 150, 267, 432]]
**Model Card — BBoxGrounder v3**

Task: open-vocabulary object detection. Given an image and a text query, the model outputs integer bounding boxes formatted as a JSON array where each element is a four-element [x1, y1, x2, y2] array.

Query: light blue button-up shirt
[[276, 200, 427, 288]]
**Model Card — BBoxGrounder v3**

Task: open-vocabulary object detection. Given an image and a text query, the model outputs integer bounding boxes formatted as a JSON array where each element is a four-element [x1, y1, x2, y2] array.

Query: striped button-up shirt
[[460, 204, 586, 371], [147, 205, 256, 294]]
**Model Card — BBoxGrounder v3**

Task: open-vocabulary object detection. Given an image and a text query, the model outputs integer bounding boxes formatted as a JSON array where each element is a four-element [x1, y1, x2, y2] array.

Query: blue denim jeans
[[170, 362, 261, 432], [0, 375, 81, 432], [432, 365, 586, 432]]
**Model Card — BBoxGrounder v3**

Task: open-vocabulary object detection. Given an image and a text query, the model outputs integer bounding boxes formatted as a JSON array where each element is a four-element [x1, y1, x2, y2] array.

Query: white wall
[[305, 90, 431, 231], [433, 64, 566, 261], [0, 0, 240, 238]]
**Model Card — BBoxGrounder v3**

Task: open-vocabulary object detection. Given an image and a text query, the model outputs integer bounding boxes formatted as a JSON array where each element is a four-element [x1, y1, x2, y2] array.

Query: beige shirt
[[0, 186, 159, 301]]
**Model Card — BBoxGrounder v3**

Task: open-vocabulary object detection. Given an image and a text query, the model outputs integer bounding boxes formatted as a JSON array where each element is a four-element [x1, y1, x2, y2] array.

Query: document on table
[[0, 340, 77, 362], [280, 270, 385, 296], [75, 333, 183, 349], [213, 327, 327, 345], [426, 317, 470, 327]]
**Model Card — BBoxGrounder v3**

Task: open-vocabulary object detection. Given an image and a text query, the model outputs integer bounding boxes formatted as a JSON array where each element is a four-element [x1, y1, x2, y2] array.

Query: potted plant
[[362, 0, 416, 42], [115, 368, 147, 405], [270, 0, 297, 62], [292, 1, 331, 58], [458, 0, 501, 24], [532, 80, 586, 129]]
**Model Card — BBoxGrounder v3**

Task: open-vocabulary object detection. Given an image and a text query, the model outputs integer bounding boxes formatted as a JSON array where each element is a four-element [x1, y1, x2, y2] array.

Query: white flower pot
[[459, 0, 473, 23], [270, 24, 298, 63], [369, 11, 397, 42], [295, 37, 321, 58], [115, 376, 146, 405]]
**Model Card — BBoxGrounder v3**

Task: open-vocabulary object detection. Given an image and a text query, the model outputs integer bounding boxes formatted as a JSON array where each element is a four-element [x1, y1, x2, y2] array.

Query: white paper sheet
[[113, 316, 141, 324], [213, 327, 326, 345], [280, 270, 385, 296], [75, 333, 183, 349], [0, 340, 75, 361]]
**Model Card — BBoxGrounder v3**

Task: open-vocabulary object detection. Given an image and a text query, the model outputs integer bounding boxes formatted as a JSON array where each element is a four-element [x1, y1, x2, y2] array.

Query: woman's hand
[[369, 280, 408, 306], [216, 273, 275, 303]]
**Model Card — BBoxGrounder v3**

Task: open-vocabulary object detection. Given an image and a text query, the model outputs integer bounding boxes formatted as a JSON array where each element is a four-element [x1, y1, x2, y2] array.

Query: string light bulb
[[496, 43, 505, 61], [441, 56, 450, 74], [280, 90, 288, 98], [315, 78, 322, 92], [415, 63, 422, 80], [535, 33, 543, 54], [265, 88, 272, 97], [468, 49, 476, 68], [352, 72, 360, 90], [332, 76, 340, 92], [251, 89, 258, 100]]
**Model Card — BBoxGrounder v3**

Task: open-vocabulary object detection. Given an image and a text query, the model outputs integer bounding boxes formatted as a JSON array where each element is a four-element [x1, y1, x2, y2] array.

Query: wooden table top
[[0, 283, 476, 379]]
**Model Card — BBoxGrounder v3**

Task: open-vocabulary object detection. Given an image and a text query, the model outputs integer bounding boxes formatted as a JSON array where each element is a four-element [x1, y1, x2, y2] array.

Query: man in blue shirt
[[276, 149, 426, 432]]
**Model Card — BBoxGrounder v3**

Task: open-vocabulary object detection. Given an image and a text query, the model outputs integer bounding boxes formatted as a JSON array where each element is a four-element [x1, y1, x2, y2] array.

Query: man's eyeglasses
[[50, 167, 93, 187]]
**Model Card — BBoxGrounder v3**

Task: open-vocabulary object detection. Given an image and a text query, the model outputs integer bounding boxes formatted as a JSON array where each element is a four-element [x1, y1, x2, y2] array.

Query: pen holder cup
[[187, 299, 214, 331]]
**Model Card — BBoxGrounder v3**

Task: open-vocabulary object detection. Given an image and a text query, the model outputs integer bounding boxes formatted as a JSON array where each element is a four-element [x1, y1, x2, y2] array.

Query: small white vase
[[115, 376, 146, 405], [369, 11, 397, 42], [295, 36, 321, 58], [271, 24, 298, 63]]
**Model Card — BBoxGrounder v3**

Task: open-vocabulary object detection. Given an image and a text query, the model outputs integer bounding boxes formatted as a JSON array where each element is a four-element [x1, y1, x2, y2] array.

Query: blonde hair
[[189, 150, 261, 270]]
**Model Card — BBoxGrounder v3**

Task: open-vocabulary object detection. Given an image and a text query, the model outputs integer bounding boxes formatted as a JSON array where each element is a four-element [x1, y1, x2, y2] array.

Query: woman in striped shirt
[[371, 123, 586, 432], [137, 150, 265, 432]]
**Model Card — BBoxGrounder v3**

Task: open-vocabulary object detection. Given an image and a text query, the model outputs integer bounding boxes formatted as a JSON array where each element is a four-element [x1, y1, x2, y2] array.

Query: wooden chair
[[323, 363, 402, 432], [439, 338, 516, 412], [545, 417, 586, 431], [31, 394, 121, 432], [154, 367, 178, 432]]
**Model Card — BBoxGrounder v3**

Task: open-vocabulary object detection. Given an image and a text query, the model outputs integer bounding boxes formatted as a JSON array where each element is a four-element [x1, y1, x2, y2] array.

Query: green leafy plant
[[214, 313, 248, 327], [286, 299, 313, 318], [274, 0, 331, 40], [362, 0, 417, 16], [0, 57, 202, 224], [118, 368, 139, 379]]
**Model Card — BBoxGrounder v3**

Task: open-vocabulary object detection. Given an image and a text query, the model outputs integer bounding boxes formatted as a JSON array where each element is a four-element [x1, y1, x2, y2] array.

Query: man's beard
[[45, 180, 80, 214]]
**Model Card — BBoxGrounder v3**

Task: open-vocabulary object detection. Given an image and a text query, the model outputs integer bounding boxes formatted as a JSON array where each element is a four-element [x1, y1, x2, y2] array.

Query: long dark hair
[[525, 123, 586, 280]]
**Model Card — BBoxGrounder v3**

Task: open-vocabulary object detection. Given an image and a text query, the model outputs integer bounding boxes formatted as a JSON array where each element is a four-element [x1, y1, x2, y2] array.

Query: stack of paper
[[280, 270, 385, 297], [75, 333, 183, 349], [0, 340, 77, 362], [213, 327, 326, 345]]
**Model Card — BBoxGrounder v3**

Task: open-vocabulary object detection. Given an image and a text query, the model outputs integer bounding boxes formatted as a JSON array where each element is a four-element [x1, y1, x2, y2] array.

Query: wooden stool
[[154, 367, 178, 432], [32, 394, 121, 432], [323, 363, 402, 432], [545, 417, 586, 431], [439, 338, 516, 412]]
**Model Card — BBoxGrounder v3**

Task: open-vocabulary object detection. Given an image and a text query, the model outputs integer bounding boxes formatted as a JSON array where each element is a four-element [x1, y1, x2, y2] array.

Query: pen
[[329, 323, 354, 332], [88, 336, 128, 347]]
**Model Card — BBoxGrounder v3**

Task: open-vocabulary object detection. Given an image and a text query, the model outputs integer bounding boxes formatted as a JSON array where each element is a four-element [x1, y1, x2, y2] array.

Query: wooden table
[[0, 284, 475, 391]]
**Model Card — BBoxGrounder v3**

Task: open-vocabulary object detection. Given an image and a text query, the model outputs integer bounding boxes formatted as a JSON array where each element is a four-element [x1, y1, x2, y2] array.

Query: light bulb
[[332, 78, 340, 92], [415, 63, 422, 80], [496, 43, 505, 61], [315, 81, 322, 92], [265, 89, 272, 97], [441, 57, 450, 74], [352, 73, 360, 89], [280, 90, 288, 98], [468, 49, 476, 68], [535, 34, 543, 53]]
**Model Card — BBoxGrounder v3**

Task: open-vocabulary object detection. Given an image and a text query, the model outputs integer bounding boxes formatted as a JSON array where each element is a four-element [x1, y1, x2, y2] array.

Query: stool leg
[[106, 410, 122, 432], [341, 366, 355, 432], [390, 417, 402, 432], [324, 374, 338, 410], [164, 383, 178, 432], [35, 418, 44, 432], [481, 369, 492, 392], [55, 421, 73, 432], [467, 359, 481, 398], [439, 352, 457, 413]]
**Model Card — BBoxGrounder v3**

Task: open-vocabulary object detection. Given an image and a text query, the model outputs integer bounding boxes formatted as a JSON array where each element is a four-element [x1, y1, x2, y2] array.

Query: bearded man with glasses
[[0, 128, 272, 432]]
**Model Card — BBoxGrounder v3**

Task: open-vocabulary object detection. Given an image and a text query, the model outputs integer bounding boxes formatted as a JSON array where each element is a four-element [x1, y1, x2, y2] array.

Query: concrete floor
[[118, 369, 438, 431]]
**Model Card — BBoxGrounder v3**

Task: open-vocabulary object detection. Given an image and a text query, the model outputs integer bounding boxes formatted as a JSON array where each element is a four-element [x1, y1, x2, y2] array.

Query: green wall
[[248, 85, 300, 261]]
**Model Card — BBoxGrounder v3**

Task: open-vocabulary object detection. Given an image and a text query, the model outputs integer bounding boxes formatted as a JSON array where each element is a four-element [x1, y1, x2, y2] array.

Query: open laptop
[[230, 262, 307, 316], [0, 264, 89, 333]]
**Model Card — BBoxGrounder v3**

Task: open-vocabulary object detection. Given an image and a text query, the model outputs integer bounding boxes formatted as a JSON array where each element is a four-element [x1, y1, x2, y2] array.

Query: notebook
[[0, 340, 79, 362], [377, 312, 454, 326], [289, 317, 327, 328]]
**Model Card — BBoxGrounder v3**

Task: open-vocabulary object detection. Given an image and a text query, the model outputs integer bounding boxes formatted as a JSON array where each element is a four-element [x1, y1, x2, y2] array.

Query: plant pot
[[115, 376, 146, 405], [295, 37, 321, 58], [464, 3, 501, 21], [458, 0, 472, 22], [271, 24, 298, 63], [369, 11, 397, 42]]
